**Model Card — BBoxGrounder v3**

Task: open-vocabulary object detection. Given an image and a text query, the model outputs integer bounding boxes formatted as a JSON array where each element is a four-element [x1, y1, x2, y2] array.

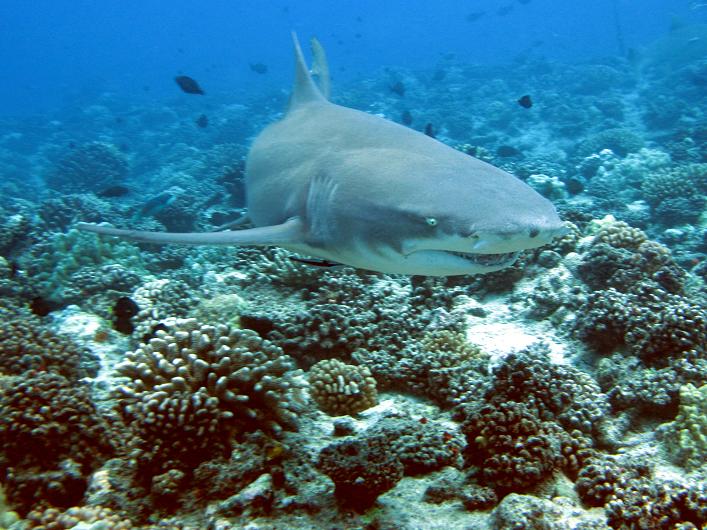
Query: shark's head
[[325, 148, 567, 277]]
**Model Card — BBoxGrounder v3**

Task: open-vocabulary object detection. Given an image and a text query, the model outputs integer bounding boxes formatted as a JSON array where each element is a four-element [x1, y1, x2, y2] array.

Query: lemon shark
[[78, 34, 565, 276]]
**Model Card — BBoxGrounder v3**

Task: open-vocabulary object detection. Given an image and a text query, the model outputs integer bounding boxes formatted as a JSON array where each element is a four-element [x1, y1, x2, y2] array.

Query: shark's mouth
[[446, 250, 520, 267]]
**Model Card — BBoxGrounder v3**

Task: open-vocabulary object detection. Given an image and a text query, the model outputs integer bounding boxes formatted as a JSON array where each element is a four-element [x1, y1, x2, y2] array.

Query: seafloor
[[0, 25, 706, 530]]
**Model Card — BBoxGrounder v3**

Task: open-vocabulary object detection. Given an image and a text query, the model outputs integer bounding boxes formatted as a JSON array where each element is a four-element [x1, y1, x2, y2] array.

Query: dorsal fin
[[310, 37, 331, 99], [289, 32, 326, 111]]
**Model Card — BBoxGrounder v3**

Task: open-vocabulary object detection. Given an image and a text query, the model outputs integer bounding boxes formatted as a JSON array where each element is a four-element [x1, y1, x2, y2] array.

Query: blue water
[[0, 0, 700, 117], [2, 1, 707, 524]]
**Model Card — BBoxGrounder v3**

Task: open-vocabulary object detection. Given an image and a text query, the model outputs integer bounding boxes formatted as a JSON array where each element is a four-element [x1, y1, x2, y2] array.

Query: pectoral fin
[[77, 218, 304, 246]]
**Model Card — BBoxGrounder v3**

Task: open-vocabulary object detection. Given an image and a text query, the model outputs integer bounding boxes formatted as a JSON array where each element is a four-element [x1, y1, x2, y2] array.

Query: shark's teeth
[[448, 250, 519, 266]]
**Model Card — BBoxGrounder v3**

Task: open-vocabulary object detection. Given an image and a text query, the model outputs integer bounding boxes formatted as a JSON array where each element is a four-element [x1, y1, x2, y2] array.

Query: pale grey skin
[[78, 34, 566, 276]]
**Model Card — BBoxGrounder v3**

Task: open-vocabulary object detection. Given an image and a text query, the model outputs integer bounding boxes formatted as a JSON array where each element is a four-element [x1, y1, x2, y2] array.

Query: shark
[[78, 34, 566, 277]]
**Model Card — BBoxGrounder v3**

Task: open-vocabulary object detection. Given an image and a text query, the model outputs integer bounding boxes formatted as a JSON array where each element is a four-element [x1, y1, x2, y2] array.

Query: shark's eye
[[426, 217, 438, 227]]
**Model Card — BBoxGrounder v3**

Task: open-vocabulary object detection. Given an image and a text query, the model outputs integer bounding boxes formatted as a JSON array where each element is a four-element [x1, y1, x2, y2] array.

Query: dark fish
[[239, 314, 275, 337], [497, 5, 514, 16], [114, 296, 139, 319], [97, 185, 130, 198], [401, 110, 413, 126], [137, 191, 177, 218], [250, 63, 268, 74], [424, 123, 436, 138], [113, 296, 139, 334], [288, 256, 342, 267], [8, 261, 19, 278], [497, 145, 521, 157], [175, 75, 205, 95], [465, 11, 486, 22], [195, 114, 209, 128], [390, 81, 405, 96], [517, 95, 533, 108], [30, 296, 62, 317], [432, 68, 446, 81]]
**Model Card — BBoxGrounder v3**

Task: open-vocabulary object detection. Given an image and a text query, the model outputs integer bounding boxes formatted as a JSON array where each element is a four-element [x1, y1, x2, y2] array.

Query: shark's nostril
[[529, 228, 539, 238]]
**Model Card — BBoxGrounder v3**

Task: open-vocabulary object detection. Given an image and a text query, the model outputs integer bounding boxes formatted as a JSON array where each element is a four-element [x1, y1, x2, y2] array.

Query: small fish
[[465, 11, 486, 22], [401, 110, 413, 126], [390, 81, 405, 96], [97, 185, 130, 198], [175, 75, 205, 95], [114, 296, 139, 319], [497, 145, 521, 157], [113, 296, 139, 334], [424, 123, 436, 138], [250, 63, 268, 74], [497, 4, 514, 16], [517, 95, 533, 108], [195, 114, 209, 128], [288, 256, 342, 267], [432, 68, 446, 81], [30, 296, 62, 317], [136, 190, 179, 219]]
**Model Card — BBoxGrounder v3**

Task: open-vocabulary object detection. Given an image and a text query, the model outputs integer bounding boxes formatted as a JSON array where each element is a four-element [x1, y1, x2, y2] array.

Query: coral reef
[[307, 359, 378, 416], [115, 318, 304, 475], [46, 142, 129, 194], [661, 383, 707, 470], [0, 372, 115, 514], [317, 434, 404, 510]]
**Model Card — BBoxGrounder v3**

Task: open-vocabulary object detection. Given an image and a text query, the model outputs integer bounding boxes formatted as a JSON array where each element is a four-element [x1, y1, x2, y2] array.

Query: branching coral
[[461, 401, 560, 491], [0, 308, 95, 379], [0, 372, 115, 514], [116, 318, 305, 473], [661, 383, 707, 470], [317, 434, 403, 510], [308, 359, 378, 416], [45, 141, 129, 193], [20, 229, 145, 306]]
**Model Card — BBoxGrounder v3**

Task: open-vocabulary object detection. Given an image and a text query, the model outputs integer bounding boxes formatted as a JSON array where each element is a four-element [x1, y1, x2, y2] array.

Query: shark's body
[[78, 34, 565, 276]]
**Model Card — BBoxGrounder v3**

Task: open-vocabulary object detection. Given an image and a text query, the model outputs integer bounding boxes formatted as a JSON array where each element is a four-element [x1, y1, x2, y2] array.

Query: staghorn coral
[[116, 318, 304, 473], [661, 383, 707, 470], [308, 359, 378, 416]]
